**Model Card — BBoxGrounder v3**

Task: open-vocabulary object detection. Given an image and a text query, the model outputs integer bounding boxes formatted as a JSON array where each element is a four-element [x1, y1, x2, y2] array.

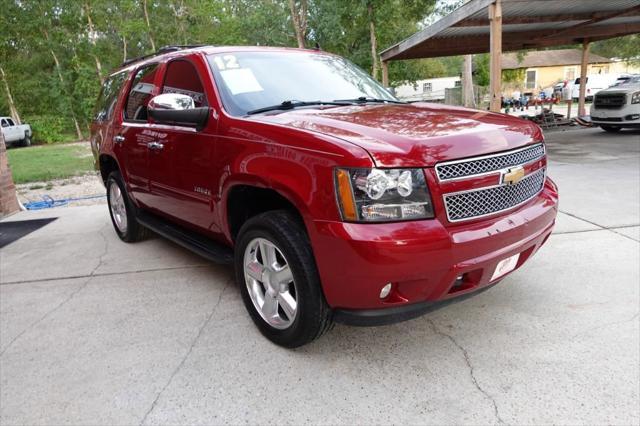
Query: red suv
[[91, 45, 558, 347]]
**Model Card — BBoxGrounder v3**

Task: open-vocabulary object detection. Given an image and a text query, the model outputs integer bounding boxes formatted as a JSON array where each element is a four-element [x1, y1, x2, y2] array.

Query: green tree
[[592, 34, 640, 65], [308, 0, 436, 84], [0, 0, 448, 140]]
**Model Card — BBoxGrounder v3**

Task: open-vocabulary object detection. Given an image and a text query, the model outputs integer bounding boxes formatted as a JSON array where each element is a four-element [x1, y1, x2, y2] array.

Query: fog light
[[626, 114, 640, 120], [380, 283, 392, 299]]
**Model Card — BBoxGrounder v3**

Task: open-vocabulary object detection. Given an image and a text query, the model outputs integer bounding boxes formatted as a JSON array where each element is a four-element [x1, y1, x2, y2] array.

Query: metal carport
[[380, 0, 640, 113]]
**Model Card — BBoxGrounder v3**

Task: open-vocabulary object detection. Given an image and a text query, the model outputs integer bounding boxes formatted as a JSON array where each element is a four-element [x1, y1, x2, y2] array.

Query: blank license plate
[[491, 253, 520, 281]]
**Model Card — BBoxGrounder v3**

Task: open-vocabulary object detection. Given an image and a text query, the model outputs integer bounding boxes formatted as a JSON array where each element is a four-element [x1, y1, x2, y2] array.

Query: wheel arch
[[222, 177, 312, 243], [98, 154, 122, 185]]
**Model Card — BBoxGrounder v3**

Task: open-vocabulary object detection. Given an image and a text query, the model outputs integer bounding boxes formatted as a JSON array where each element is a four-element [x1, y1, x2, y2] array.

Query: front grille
[[443, 168, 546, 222], [435, 144, 545, 181], [594, 94, 626, 109]]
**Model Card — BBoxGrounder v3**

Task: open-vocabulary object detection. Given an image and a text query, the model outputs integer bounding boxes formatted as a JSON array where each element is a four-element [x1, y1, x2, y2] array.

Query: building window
[[454, 80, 461, 88], [422, 82, 432, 93], [564, 66, 577, 81], [525, 70, 537, 89]]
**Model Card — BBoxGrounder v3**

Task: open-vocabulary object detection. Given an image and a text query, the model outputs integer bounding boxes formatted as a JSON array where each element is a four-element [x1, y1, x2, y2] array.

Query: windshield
[[207, 51, 397, 116]]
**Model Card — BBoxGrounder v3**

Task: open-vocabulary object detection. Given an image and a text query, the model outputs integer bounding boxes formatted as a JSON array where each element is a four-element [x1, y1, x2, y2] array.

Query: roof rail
[[121, 44, 207, 67]]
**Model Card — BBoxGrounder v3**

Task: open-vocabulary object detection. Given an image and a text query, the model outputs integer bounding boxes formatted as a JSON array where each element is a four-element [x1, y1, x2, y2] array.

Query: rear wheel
[[106, 171, 148, 242], [601, 125, 621, 133], [235, 210, 333, 348]]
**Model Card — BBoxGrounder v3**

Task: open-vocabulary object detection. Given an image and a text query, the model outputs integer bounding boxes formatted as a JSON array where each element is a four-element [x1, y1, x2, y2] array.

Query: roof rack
[[121, 44, 207, 67]]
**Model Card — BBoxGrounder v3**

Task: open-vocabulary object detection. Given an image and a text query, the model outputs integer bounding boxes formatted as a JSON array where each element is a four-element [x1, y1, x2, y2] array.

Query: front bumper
[[591, 103, 640, 127], [310, 178, 558, 324]]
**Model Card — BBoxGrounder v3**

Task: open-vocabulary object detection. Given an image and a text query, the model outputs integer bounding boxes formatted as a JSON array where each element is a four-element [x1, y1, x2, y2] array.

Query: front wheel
[[21, 134, 31, 147], [601, 125, 621, 133], [235, 210, 333, 348]]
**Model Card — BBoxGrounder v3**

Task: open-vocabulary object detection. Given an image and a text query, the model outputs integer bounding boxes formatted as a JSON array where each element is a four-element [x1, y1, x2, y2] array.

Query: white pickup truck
[[1, 116, 32, 147]]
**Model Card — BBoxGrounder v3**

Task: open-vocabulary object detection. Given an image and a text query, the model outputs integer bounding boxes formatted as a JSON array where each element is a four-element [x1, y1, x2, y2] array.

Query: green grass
[[7, 143, 94, 184]]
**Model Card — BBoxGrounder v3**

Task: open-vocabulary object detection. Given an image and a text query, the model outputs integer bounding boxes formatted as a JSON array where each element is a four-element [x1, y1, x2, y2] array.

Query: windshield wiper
[[333, 96, 407, 104], [247, 100, 352, 115]]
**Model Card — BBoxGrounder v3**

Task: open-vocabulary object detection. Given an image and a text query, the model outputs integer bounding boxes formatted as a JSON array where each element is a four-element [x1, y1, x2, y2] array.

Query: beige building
[[501, 49, 640, 95]]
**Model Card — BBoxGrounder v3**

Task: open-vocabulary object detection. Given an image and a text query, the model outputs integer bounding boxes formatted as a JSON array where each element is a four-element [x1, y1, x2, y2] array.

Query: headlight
[[335, 168, 434, 222], [631, 91, 640, 104]]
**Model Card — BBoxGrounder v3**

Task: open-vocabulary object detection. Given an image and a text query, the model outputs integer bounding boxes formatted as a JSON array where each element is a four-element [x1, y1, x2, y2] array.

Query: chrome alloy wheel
[[243, 237, 297, 329], [109, 181, 128, 234]]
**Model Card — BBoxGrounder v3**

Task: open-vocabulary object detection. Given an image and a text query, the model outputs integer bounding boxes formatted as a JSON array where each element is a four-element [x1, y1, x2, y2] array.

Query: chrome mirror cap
[[148, 93, 195, 111]]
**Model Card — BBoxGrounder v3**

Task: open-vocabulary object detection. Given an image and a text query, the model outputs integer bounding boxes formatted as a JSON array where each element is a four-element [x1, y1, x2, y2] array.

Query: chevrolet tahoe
[[91, 45, 559, 347]]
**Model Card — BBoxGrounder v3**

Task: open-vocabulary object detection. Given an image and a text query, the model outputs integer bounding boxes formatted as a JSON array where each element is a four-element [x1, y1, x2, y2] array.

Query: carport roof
[[501, 49, 612, 69], [380, 0, 640, 61]]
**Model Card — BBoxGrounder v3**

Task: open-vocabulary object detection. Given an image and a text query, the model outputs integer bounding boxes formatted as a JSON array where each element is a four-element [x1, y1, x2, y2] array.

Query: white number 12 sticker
[[213, 55, 239, 70]]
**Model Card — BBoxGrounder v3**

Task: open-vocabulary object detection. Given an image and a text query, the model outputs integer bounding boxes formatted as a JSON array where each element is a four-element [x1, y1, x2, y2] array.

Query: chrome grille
[[444, 168, 546, 222], [594, 93, 626, 109], [436, 144, 545, 181]]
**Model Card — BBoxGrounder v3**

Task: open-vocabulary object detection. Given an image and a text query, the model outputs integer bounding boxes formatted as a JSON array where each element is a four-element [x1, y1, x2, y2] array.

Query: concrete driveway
[[1, 128, 638, 425]]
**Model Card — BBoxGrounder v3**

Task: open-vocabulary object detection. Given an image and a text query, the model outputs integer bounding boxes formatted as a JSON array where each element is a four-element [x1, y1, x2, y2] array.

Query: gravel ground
[[16, 173, 106, 208]]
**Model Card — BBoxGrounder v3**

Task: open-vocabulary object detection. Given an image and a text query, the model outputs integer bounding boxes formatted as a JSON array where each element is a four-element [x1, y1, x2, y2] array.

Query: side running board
[[136, 211, 233, 265]]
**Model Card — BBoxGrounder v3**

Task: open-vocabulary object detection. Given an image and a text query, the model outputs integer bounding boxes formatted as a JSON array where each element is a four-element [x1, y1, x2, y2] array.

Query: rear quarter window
[[94, 72, 127, 122]]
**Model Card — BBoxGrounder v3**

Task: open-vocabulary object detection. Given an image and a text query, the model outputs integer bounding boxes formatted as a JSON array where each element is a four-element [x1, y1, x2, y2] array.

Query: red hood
[[253, 103, 542, 167]]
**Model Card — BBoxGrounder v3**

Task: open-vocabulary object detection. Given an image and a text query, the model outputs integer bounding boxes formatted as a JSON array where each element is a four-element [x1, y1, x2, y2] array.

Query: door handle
[[113, 134, 125, 145], [147, 141, 164, 150]]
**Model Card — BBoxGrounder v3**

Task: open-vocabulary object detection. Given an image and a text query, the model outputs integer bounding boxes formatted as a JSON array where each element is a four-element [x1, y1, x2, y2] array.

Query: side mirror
[[148, 93, 210, 130]]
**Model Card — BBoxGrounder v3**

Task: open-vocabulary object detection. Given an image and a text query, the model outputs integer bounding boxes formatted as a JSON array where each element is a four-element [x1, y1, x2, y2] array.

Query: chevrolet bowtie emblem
[[502, 166, 526, 185]]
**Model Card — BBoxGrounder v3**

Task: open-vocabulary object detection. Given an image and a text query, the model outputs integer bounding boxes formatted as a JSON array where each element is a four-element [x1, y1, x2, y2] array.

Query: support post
[[381, 60, 389, 88], [462, 54, 475, 108], [489, 0, 503, 112], [578, 39, 590, 117]]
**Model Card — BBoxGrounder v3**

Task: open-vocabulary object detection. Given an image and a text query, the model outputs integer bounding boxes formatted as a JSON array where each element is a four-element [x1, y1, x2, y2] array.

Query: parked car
[[1, 116, 32, 147], [91, 45, 559, 347], [571, 74, 617, 102], [590, 75, 640, 132]]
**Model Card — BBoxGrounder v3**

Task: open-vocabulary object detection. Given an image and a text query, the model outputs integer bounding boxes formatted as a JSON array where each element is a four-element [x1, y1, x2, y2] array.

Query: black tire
[[21, 134, 31, 147], [234, 210, 333, 348], [106, 171, 148, 242], [601, 125, 621, 133]]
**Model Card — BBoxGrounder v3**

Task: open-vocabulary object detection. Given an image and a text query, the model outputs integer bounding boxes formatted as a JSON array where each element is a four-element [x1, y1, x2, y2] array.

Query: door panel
[[2, 119, 19, 141], [146, 58, 216, 231], [147, 126, 215, 230], [118, 64, 161, 206]]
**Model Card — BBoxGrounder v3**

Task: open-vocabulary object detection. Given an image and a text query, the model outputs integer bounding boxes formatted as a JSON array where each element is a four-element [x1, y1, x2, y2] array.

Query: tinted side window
[[162, 60, 207, 107], [94, 72, 127, 122], [1, 119, 7, 128], [125, 64, 159, 121], [6, 119, 14, 126]]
